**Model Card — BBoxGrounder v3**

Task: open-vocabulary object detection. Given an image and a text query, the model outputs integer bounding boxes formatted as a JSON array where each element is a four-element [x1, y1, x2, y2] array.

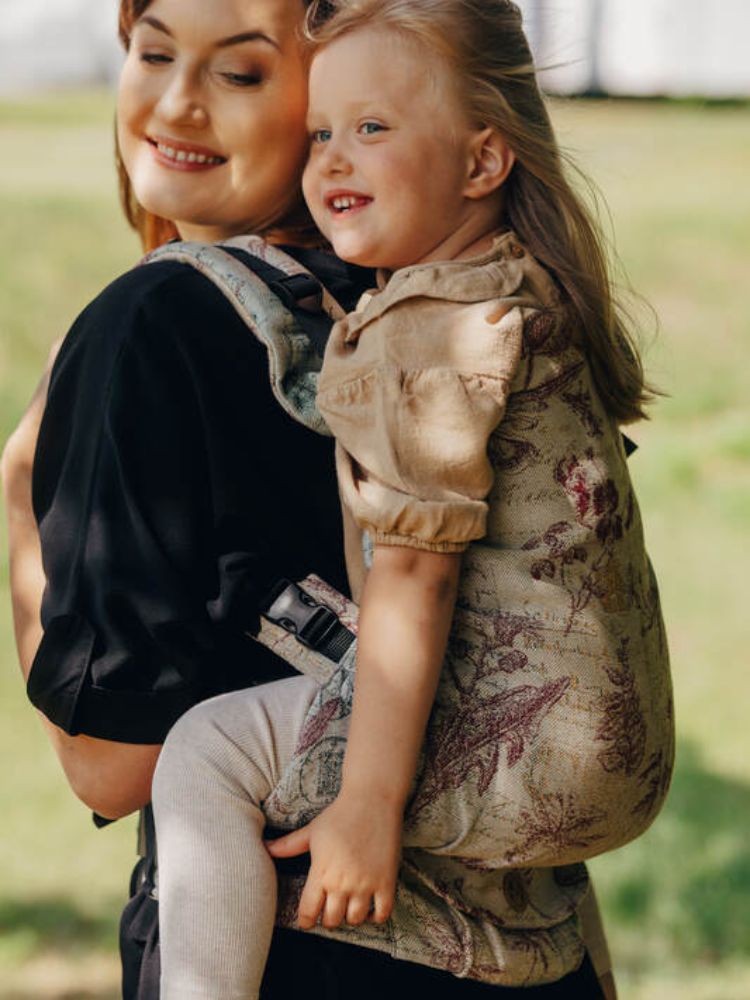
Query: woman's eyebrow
[[217, 32, 280, 52], [135, 15, 279, 51]]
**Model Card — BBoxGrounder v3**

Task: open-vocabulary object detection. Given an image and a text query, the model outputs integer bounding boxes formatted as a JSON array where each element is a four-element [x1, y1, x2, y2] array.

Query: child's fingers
[[296, 878, 326, 929], [345, 894, 372, 926], [264, 825, 311, 858], [368, 889, 394, 925], [322, 891, 348, 928]]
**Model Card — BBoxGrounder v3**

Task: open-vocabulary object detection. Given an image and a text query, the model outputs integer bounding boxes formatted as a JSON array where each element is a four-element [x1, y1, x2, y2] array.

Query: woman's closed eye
[[219, 70, 264, 88], [140, 51, 173, 67]]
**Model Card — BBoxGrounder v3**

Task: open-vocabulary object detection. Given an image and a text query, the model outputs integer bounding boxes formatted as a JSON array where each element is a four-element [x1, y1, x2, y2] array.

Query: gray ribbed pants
[[152, 675, 320, 1000]]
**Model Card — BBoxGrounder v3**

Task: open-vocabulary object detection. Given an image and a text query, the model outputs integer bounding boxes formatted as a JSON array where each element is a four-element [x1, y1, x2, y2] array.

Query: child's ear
[[463, 128, 515, 200]]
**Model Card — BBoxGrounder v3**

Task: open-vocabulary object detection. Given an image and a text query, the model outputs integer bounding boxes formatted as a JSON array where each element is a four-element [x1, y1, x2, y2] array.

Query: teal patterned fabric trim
[[142, 237, 329, 435]]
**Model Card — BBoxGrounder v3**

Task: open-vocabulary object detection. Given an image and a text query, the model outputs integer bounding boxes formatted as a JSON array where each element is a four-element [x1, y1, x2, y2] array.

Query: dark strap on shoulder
[[222, 247, 332, 356]]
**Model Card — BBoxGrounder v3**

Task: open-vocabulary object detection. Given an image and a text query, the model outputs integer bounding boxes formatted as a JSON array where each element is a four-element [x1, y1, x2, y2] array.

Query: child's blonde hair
[[307, 0, 652, 424]]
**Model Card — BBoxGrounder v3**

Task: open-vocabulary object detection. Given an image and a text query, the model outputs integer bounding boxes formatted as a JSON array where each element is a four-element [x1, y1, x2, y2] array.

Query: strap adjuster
[[269, 274, 323, 313], [261, 580, 339, 652]]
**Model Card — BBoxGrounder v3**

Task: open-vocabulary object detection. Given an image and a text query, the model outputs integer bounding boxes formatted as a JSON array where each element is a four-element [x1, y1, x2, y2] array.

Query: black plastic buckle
[[269, 274, 323, 313], [261, 579, 339, 651]]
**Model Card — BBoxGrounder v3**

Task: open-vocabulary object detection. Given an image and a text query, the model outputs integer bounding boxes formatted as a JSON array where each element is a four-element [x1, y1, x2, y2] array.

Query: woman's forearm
[[2, 432, 46, 681], [2, 369, 161, 820], [1, 351, 60, 678], [339, 545, 462, 809]]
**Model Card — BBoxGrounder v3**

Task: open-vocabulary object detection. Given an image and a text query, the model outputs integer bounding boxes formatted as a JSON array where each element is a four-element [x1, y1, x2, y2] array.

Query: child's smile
[[325, 190, 373, 216]]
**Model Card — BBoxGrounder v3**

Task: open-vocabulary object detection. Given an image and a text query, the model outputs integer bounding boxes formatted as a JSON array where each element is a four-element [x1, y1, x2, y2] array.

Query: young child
[[152, 1, 673, 996]]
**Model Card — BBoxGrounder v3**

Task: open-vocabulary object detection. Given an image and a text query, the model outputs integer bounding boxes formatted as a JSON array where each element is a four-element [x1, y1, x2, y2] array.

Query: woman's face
[[117, 0, 309, 242]]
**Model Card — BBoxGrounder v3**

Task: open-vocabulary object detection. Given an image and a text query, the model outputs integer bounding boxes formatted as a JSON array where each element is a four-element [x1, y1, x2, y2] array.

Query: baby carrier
[[121, 236, 645, 997]]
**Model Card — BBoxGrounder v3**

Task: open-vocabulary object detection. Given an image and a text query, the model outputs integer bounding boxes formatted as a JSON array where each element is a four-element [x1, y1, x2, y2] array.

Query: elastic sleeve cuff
[[369, 531, 469, 554], [27, 614, 198, 745]]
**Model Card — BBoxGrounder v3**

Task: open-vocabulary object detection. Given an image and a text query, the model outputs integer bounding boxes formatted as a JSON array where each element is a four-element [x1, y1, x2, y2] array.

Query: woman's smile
[[147, 135, 227, 170]]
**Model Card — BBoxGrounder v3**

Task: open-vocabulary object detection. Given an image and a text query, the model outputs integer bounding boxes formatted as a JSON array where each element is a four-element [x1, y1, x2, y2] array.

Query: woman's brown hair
[[117, 1, 178, 250], [307, 0, 653, 423], [117, 0, 320, 253]]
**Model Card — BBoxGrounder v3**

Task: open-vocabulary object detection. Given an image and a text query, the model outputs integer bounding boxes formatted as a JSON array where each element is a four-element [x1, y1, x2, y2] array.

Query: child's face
[[303, 28, 490, 270], [117, 0, 310, 242]]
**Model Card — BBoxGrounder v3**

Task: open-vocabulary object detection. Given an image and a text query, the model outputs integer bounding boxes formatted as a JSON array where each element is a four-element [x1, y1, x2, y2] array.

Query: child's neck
[[414, 196, 507, 267]]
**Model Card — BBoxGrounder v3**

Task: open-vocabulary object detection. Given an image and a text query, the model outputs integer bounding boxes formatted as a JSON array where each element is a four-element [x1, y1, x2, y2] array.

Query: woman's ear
[[463, 128, 515, 200]]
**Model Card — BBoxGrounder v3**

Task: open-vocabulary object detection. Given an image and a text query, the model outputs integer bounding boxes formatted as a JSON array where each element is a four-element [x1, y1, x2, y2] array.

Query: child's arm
[[267, 543, 461, 928]]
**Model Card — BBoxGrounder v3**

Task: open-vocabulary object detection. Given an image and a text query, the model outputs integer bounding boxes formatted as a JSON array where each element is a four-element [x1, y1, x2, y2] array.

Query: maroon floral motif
[[521, 451, 636, 630], [632, 749, 673, 820], [411, 678, 571, 815], [499, 933, 555, 982], [512, 790, 607, 864], [296, 696, 346, 754], [596, 638, 646, 776], [446, 604, 553, 695], [554, 452, 623, 543], [560, 388, 604, 439], [398, 869, 477, 975], [521, 310, 573, 366], [488, 363, 584, 473]]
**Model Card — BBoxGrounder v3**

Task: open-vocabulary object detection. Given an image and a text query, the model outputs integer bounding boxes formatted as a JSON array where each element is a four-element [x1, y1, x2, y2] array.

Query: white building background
[[0, 0, 749, 97], [516, 0, 750, 97]]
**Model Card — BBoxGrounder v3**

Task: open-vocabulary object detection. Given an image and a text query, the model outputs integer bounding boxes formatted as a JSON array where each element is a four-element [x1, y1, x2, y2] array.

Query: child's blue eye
[[311, 128, 332, 144], [359, 121, 385, 135]]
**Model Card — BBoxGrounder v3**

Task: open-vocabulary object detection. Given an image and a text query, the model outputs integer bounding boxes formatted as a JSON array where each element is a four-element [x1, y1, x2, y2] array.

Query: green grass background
[[1, 91, 749, 1000]]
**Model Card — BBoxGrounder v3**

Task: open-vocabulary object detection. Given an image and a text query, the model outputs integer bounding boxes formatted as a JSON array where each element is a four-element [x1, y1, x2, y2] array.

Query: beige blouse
[[317, 237, 554, 554]]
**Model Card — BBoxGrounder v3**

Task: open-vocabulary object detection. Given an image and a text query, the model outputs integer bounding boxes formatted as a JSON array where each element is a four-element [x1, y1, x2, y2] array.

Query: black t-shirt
[[28, 248, 369, 744]]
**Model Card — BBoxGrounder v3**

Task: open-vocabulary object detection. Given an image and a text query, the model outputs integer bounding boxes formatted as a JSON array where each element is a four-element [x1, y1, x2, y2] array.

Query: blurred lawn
[[1, 91, 749, 1000]]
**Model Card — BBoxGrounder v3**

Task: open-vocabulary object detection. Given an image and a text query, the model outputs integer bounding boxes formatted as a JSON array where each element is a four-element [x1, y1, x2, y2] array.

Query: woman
[[1, 0, 614, 996]]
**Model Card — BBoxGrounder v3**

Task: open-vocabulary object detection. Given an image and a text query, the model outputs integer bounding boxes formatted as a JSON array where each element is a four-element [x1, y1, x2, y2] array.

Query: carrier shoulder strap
[[141, 236, 341, 435]]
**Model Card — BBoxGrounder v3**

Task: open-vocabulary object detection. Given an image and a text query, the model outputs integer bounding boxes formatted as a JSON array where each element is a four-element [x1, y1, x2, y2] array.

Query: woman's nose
[[155, 71, 208, 129]]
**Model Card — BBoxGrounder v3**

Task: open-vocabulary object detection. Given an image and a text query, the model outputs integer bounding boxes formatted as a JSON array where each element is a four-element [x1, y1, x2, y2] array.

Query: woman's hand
[[266, 791, 402, 929]]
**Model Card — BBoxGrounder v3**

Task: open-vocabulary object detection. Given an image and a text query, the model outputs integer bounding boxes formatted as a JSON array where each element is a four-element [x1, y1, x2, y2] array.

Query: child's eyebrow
[[135, 15, 280, 51]]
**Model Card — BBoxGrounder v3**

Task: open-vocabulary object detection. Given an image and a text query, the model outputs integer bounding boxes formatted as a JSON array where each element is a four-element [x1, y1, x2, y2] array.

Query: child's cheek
[[301, 162, 329, 239]]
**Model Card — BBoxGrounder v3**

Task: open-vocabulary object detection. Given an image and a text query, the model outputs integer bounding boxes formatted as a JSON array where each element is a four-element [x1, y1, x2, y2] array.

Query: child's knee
[[152, 700, 227, 801]]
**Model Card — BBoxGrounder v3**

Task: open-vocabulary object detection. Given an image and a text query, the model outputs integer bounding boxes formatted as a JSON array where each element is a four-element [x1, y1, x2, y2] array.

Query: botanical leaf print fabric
[[261, 234, 674, 985]]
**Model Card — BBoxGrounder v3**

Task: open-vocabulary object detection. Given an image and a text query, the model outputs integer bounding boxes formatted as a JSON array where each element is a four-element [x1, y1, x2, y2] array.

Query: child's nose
[[320, 138, 352, 177]]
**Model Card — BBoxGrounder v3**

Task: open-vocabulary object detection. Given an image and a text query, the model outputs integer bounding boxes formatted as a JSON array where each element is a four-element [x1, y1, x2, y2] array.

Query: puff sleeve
[[317, 295, 526, 552]]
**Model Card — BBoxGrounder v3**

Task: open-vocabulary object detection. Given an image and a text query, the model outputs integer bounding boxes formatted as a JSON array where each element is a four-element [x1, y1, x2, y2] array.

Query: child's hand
[[265, 792, 402, 929]]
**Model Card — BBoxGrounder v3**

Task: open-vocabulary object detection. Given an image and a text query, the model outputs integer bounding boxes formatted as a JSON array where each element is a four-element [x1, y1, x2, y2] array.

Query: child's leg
[[152, 675, 319, 1000]]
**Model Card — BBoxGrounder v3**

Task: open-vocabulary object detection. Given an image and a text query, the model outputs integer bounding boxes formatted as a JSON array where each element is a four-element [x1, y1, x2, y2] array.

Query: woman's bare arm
[[1, 358, 160, 820]]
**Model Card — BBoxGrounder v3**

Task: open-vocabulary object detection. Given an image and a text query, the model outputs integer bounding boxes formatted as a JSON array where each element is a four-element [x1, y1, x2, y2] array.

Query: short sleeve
[[28, 266, 301, 744], [318, 297, 527, 552]]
